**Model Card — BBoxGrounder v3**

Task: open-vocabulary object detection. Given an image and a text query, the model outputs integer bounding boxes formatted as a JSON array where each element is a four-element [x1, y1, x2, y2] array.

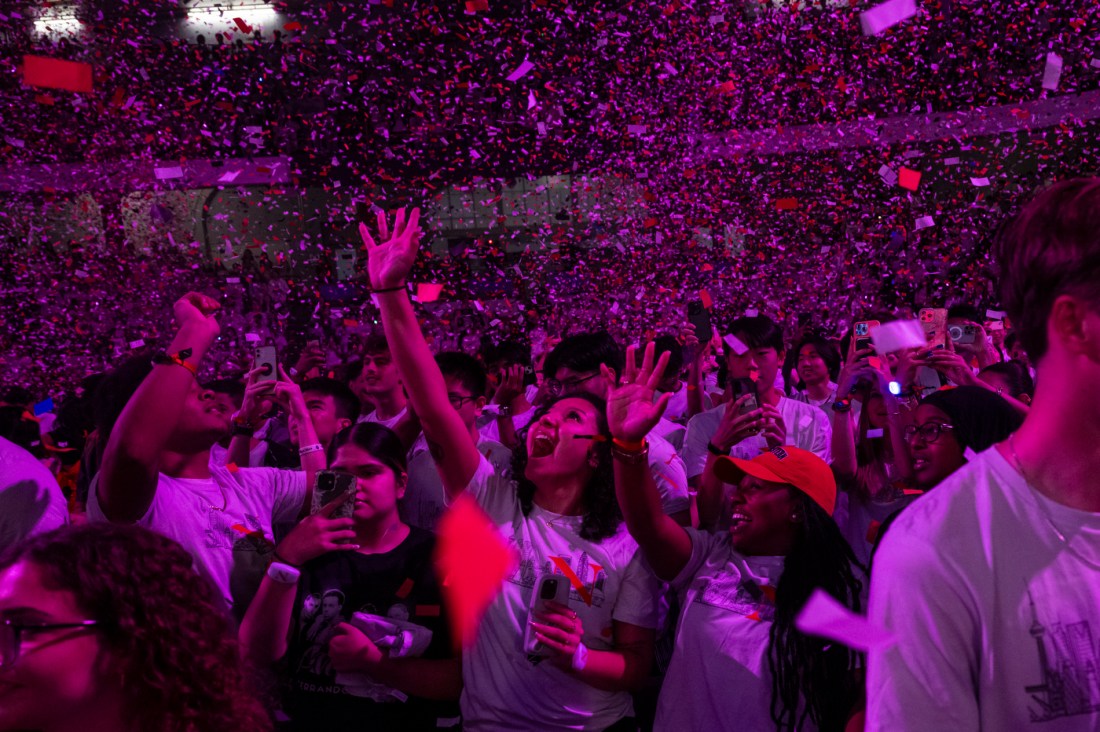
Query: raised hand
[[328, 623, 383, 672], [358, 207, 422, 290], [493, 364, 526, 406], [172, 291, 221, 342], [530, 600, 584, 670], [604, 342, 672, 444], [239, 366, 276, 423], [710, 394, 764, 451]]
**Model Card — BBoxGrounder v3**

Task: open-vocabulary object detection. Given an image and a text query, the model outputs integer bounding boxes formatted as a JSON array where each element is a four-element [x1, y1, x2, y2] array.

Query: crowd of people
[[2, 177, 1097, 731]]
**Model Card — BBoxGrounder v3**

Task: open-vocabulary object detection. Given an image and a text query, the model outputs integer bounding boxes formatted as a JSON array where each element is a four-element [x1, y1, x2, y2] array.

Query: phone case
[[523, 574, 573, 656], [918, 309, 948, 350], [255, 346, 278, 382], [311, 472, 357, 519]]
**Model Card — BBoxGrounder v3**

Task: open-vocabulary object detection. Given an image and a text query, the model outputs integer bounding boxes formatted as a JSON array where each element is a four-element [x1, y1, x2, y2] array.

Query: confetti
[[859, 0, 918, 37], [795, 589, 897, 652], [21, 55, 94, 93]]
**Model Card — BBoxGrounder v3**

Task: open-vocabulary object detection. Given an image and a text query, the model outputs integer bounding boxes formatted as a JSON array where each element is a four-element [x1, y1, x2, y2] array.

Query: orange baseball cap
[[713, 446, 836, 516]]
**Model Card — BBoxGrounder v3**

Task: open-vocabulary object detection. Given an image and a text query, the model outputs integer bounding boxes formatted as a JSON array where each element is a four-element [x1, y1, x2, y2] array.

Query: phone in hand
[[311, 471, 357, 519], [948, 323, 977, 345], [731, 377, 760, 432], [918, 308, 949, 350], [523, 574, 572, 656], [254, 346, 278, 383], [852, 320, 880, 353], [687, 300, 714, 343]]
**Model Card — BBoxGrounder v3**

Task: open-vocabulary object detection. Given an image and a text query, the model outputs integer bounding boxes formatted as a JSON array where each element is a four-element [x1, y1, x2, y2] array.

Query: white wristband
[[298, 443, 324, 457], [571, 641, 589, 672], [266, 562, 301, 584]]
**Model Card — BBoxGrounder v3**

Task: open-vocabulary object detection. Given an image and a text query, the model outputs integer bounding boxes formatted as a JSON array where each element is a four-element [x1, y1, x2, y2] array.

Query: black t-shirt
[[285, 527, 457, 731]]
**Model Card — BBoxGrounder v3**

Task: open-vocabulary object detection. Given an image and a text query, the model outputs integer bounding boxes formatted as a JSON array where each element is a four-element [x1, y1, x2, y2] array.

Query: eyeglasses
[[545, 372, 599, 397], [447, 394, 479, 409], [1, 618, 101, 668], [903, 422, 956, 444]]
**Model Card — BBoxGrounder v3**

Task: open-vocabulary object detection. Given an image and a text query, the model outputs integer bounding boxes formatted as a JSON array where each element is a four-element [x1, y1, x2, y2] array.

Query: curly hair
[[511, 393, 622, 542], [768, 491, 865, 732], [0, 523, 271, 732]]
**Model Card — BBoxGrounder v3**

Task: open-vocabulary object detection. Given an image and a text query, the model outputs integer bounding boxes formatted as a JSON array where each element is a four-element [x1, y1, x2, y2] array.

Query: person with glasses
[[867, 179, 1100, 731], [359, 210, 660, 731], [904, 386, 1023, 492], [402, 352, 512, 532], [0, 523, 269, 732], [543, 331, 691, 526]]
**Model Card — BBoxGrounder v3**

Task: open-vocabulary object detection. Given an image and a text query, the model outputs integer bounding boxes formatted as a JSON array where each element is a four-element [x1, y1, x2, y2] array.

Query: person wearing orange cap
[[607, 346, 864, 732]]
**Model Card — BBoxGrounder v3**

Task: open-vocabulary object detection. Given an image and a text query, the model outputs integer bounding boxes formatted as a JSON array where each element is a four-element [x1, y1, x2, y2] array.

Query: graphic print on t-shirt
[[297, 589, 349, 679], [1024, 588, 1100, 722], [509, 536, 608, 609], [692, 569, 776, 623]]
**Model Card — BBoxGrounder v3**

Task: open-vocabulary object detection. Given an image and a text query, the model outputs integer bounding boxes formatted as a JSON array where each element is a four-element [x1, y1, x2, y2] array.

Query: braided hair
[[768, 490, 865, 732]]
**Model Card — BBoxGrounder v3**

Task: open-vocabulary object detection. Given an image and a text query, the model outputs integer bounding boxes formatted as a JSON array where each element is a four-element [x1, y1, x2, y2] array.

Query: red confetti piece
[[396, 577, 415, 598], [415, 604, 441, 617], [899, 167, 922, 191], [417, 283, 445, 302], [466, 0, 490, 11], [699, 289, 713, 309], [22, 55, 94, 93], [232, 17, 253, 34], [434, 494, 516, 650], [776, 198, 799, 210], [282, 21, 303, 31]]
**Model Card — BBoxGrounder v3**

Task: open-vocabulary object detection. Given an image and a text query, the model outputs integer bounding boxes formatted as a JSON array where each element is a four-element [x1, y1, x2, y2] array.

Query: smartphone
[[731, 377, 760, 432], [310, 471, 357, 519], [853, 320, 880, 353], [254, 346, 278, 383], [987, 321, 1005, 332], [687, 300, 714, 343], [948, 323, 977, 345], [523, 574, 572, 656], [918, 308, 949, 350]]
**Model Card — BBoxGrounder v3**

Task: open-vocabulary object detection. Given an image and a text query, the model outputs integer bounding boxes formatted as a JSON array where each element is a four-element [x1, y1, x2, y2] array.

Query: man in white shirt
[[92, 292, 322, 621], [867, 177, 1100, 731], [683, 315, 831, 529], [349, 334, 408, 429]]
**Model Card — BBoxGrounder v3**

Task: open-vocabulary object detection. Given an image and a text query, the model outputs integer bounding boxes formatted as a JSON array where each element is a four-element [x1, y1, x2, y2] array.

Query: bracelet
[[298, 443, 325, 457], [266, 561, 301, 584], [686, 384, 698, 391], [232, 424, 256, 438], [706, 441, 727, 457], [151, 349, 198, 377], [611, 437, 645, 452], [372, 283, 406, 294], [611, 441, 649, 465], [831, 399, 852, 413]]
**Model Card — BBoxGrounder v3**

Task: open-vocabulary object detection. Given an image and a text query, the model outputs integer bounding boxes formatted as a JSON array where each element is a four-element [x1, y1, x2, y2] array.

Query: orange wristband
[[611, 437, 646, 452]]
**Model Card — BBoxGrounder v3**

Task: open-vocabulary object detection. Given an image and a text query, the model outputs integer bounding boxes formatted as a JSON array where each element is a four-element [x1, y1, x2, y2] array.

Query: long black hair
[[511, 392, 620, 542], [769, 491, 865, 732]]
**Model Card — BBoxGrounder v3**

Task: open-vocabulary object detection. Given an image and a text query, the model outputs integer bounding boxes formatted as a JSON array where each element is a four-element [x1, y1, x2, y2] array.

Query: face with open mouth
[[907, 404, 965, 490], [726, 474, 801, 557], [523, 397, 603, 483]]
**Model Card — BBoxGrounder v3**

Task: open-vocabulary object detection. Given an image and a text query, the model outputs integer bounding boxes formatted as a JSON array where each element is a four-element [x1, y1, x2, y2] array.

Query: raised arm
[[98, 292, 221, 522], [359, 209, 482, 501], [607, 343, 692, 582]]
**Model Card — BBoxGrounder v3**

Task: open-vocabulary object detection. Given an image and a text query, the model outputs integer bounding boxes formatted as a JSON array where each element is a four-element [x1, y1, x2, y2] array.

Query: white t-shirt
[[402, 434, 512, 532], [867, 447, 1100, 731], [0, 436, 68, 550], [792, 382, 839, 413], [477, 405, 537, 444], [656, 529, 807, 731], [209, 419, 271, 468], [682, 398, 832, 480], [659, 383, 690, 424], [833, 490, 913, 570], [357, 406, 408, 430], [88, 464, 307, 620], [461, 457, 660, 731]]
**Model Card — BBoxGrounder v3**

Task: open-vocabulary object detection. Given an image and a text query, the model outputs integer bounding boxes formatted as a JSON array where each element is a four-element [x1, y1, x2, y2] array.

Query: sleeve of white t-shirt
[[647, 437, 690, 516], [865, 530, 981, 731], [465, 454, 519, 525], [242, 468, 309, 526], [682, 412, 715, 481], [669, 527, 728, 591], [806, 408, 832, 464], [611, 548, 661, 630]]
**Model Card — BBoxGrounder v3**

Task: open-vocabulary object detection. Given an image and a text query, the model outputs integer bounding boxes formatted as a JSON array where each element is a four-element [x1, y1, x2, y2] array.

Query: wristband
[[497, 404, 512, 418], [372, 283, 406, 294], [706, 441, 727, 457], [831, 399, 852, 413], [272, 551, 301, 568], [266, 562, 301, 584], [611, 437, 645, 452], [611, 440, 649, 465], [571, 641, 589, 672], [151, 349, 198, 377], [298, 443, 324, 457]]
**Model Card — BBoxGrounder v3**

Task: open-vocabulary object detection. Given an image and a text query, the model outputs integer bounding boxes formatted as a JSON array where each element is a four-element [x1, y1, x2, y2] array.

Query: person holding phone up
[[360, 208, 659, 731], [239, 423, 460, 731]]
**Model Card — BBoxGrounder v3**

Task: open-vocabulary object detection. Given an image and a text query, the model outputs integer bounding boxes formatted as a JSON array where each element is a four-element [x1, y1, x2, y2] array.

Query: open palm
[[358, 207, 422, 289], [605, 343, 672, 444]]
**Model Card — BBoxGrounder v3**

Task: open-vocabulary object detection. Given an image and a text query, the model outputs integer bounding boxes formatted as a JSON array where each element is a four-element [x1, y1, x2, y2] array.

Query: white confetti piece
[[872, 319, 928, 353], [970, 176, 990, 187], [914, 215, 935, 230], [795, 590, 897, 652], [724, 334, 749, 356], [505, 59, 535, 82], [154, 166, 184, 180], [860, 0, 918, 36], [1041, 52, 1063, 91]]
